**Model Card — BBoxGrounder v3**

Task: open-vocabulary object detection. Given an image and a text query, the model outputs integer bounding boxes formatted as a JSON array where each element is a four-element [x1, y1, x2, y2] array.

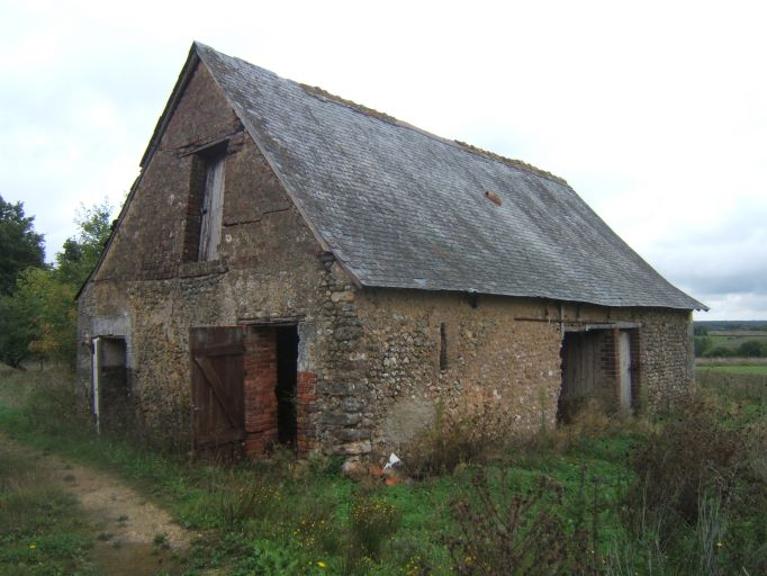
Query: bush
[[447, 470, 593, 575], [625, 392, 767, 574], [694, 335, 713, 357], [403, 401, 511, 477], [704, 346, 734, 358], [628, 395, 740, 527], [217, 477, 283, 529], [736, 340, 767, 358]]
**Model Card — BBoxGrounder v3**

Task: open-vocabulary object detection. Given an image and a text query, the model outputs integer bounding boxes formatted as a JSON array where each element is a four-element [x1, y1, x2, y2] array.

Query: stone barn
[[77, 43, 706, 457]]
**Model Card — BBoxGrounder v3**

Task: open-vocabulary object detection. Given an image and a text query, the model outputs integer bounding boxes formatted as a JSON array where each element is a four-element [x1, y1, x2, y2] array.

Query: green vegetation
[[695, 321, 767, 333], [0, 442, 94, 575], [0, 195, 45, 297], [694, 332, 767, 359], [699, 364, 767, 376], [1, 366, 765, 575], [0, 201, 113, 368], [693, 321, 767, 359]]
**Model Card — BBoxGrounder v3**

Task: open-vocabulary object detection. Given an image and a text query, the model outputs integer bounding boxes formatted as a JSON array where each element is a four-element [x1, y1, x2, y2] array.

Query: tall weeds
[[447, 469, 600, 575], [623, 390, 767, 575]]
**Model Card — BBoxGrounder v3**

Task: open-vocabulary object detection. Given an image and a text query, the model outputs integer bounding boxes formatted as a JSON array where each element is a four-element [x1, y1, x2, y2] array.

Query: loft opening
[[557, 326, 638, 423], [184, 142, 227, 262]]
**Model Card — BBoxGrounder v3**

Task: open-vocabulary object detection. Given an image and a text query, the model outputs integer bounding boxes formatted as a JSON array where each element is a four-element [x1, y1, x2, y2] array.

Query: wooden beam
[[515, 317, 641, 330]]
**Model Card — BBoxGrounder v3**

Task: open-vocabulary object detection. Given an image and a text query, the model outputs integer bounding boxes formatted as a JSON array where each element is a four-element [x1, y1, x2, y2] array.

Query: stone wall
[[331, 293, 693, 456]]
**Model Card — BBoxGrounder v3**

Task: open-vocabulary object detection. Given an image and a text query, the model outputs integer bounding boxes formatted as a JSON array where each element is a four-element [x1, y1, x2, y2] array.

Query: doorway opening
[[275, 325, 299, 449], [558, 331, 598, 423], [92, 336, 131, 434], [558, 327, 638, 423]]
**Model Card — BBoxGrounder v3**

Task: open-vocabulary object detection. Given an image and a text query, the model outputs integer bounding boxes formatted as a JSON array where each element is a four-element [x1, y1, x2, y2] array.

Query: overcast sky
[[1, 0, 765, 320]]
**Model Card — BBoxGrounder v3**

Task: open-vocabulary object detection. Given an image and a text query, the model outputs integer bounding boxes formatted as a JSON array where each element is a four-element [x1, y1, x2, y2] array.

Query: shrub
[[736, 340, 767, 358], [291, 495, 343, 557], [694, 335, 713, 357], [447, 470, 593, 575], [628, 394, 741, 528], [403, 401, 510, 477], [218, 478, 283, 529], [704, 346, 734, 358], [625, 392, 767, 574]]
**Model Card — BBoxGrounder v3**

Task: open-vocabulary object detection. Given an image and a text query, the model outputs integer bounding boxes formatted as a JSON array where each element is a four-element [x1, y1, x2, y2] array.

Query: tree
[[0, 200, 113, 369], [0, 268, 76, 368], [0, 195, 45, 295], [693, 335, 712, 357], [54, 200, 113, 287], [737, 340, 767, 358]]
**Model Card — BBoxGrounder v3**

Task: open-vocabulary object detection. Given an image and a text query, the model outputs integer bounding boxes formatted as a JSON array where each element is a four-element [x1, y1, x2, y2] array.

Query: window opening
[[198, 150, 226, 261]]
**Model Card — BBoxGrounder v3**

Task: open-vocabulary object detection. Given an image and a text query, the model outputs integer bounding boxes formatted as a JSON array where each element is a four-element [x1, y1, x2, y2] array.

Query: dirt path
[[0, 434, 196, 575]]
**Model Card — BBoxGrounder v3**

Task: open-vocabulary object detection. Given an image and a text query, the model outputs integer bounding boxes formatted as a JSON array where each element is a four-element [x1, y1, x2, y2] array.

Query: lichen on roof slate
[[299, 83, 567, 187], [193, 42, 705, 311]]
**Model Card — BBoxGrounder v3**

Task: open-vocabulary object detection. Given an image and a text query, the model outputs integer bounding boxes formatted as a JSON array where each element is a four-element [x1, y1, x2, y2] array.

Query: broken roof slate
[[193, 42, 705, 311]]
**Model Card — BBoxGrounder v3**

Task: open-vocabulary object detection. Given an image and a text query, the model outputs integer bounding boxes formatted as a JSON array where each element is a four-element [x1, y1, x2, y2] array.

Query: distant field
[[698, 364, 767, 376], [695, 320, 767, 332], [707, 331, 767, 350]]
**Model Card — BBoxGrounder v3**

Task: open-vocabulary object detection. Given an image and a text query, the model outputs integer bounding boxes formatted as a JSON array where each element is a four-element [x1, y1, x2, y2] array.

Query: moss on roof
[[299, 83, 568, 187]]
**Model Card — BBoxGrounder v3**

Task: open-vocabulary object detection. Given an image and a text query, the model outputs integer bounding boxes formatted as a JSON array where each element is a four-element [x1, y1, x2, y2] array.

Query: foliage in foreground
[[1, 367, 766, 575]]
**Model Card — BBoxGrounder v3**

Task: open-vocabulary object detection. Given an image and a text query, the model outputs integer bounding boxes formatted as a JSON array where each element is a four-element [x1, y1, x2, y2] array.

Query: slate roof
[[154, 43, 706, 311]]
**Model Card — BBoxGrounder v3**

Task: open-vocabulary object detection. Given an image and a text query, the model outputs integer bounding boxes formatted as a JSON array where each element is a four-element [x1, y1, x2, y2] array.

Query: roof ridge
[[297, 83, 569, 187]]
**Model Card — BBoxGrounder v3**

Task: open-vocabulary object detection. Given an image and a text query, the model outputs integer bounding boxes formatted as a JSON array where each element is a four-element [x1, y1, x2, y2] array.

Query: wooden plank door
[[618, 331, 632, 410], [190, 327, 245, 457]]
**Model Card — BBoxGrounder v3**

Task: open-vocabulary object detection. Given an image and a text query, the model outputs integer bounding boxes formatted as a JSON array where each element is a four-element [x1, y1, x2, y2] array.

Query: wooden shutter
[[198, 154, 225, 261]]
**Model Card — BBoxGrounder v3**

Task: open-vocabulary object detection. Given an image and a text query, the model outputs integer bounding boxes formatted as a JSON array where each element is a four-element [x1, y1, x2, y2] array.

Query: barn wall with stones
[[78, 58, 694, 457], [76, 61, 354, 450], [334, 290, 693, 455]]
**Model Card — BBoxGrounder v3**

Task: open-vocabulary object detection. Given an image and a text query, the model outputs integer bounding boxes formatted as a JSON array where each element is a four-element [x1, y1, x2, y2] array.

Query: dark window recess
[[275, 326, 299, 449], [183, 144, 227, 262], [94, 337, 132, 434], [439, 322, 448, 370]]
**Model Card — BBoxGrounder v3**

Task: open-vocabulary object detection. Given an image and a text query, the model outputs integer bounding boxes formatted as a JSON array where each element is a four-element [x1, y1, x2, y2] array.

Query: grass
[[0, 365, 765, 574], [0, 447, 95, 575]]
